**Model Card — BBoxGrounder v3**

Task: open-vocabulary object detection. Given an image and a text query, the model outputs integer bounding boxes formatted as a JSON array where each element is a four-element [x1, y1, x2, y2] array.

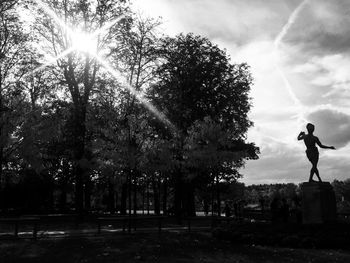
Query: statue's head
[[306, 123, 315, 134]]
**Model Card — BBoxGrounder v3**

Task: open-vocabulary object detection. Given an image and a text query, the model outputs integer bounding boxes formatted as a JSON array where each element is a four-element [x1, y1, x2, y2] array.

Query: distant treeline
[[243, 180, 350, 213]]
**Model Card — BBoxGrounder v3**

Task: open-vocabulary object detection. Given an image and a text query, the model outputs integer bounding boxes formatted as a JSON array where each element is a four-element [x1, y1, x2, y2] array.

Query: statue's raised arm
[[297, 131, 305, 141]]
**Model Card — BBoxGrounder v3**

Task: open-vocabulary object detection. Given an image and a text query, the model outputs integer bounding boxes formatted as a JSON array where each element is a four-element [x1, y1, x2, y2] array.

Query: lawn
[[1, 231, 350, 263]]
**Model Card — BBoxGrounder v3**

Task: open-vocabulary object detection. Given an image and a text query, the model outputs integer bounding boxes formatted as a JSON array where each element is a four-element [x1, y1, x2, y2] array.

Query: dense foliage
[[0, 0, 259, 216]]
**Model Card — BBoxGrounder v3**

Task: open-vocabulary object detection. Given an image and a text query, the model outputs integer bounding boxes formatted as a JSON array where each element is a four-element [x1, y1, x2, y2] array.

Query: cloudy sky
[[132, 0, 350, 185]]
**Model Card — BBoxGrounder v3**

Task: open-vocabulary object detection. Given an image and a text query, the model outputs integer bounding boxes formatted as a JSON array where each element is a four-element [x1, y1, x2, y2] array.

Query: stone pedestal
[[301, 182, 336, 224]]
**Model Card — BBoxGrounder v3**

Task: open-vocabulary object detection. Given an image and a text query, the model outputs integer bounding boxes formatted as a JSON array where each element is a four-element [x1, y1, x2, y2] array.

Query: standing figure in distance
[[297, 123, 335, 182]]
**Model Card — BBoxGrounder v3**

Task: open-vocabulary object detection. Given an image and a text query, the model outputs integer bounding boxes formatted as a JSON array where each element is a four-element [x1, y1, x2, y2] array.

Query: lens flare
[[27, 47, 76, 77], [95, 56, 176, 131], [71, 31, 98, 54], [29, 0, 174, 130], [91, 15, 126, 37], [33, 0, 74, 36]]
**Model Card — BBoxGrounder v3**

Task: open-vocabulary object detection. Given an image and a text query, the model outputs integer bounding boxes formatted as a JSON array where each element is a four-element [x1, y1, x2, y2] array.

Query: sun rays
[[70, 31, 99, 55], [28, 0, 310, 133], [28, 0, 174, 130]]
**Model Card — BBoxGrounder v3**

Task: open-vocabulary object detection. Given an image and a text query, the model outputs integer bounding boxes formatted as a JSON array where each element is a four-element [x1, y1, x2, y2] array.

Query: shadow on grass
[[213, 221, 350, 249], [1, 230, 350, 263]]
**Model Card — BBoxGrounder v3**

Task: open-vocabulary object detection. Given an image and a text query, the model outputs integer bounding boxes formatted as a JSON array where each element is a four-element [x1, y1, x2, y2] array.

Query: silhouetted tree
[[0, 1, 32, 202], [31, 0, 131, 214], [333, 179, 350, 213], [149, 33, 259, 217]]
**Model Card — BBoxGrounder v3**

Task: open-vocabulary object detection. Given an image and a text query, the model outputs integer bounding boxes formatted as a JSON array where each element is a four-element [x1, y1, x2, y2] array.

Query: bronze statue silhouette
[[297, 123, 335, 182]]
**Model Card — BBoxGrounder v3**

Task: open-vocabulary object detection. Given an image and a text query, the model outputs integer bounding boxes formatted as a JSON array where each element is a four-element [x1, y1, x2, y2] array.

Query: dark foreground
[[1, 231, 350, 263]]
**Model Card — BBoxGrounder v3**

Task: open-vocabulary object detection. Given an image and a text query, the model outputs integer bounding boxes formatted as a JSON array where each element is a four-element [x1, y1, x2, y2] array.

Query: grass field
[[1, 231, 350, 263]]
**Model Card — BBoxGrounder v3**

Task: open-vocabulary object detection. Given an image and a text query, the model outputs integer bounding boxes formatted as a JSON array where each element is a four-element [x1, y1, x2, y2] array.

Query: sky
[[131, 0, 350, 185]]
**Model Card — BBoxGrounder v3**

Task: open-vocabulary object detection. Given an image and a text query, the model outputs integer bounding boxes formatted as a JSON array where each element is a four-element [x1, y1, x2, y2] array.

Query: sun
[[71, 30, 98, 55]]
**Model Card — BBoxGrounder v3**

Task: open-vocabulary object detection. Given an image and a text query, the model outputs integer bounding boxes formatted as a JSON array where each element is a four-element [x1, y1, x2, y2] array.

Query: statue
[[297, 123, 335, 182]]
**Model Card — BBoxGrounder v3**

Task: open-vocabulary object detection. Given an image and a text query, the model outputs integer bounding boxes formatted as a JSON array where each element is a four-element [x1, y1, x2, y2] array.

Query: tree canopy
[[0, 1, 259, 217], [147, 33, 259, 216]]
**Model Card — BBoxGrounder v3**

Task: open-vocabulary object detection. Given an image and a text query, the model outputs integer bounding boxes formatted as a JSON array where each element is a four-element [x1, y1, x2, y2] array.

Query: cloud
[[276, 0, 350, 112], [307, 54, 350, 106], [285, 0, 350, 55], [134, 0, 310, 45], [311, 55, 350, 86], [242, 135, 350, 185], [241, 139, 308, 184], [289, 54, 350, 109], [307, 109, 350, 148]]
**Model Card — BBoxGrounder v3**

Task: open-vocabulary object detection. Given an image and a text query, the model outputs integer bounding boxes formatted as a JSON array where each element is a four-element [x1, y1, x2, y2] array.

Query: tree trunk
[[59, 185, 67, 212], [162, 179, 167, 215], [158, 177, 162, 214], [47, 176, 55, 212], [59, 161, 70, 212], [152, 177, 160, 215], [84, 176, 92, 211], [0, 145, 4, 210], [72, 106, 87, 216], [128, 171, 132, 216], [180, 182, 195, 217], [211, 179, 214, 216], [216, 175, 221, 217], [0, 95, 4, 202], [75, 165, 84, 215], [142, 187, 145, 215], [120, 182, 127, 215], [174, 174, 183, 219], [147, 180, 150, 215], [115, 191, 118, 214], [0, 145, 2, 189], [133, 170, 137, 215], [186, 183, 196, 217], [108, 181, 115, 213]]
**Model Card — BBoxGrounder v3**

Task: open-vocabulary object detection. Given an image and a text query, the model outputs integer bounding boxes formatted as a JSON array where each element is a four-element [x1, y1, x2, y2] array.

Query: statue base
[[301, 181, 337, 224]]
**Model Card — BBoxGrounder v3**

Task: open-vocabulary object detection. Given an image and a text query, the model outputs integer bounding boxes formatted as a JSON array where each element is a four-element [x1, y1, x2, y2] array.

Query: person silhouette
[[297, 123, 335, 182]]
